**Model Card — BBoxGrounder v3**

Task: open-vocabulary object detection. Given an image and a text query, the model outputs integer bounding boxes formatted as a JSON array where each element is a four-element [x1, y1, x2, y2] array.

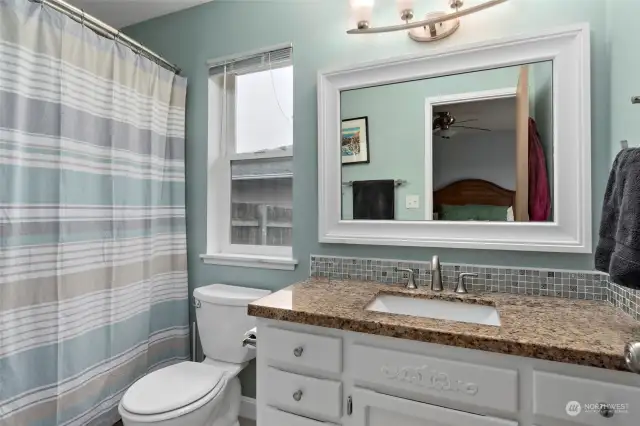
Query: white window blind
[[206, 44, 294, 253], [208, 45, 293, 76]]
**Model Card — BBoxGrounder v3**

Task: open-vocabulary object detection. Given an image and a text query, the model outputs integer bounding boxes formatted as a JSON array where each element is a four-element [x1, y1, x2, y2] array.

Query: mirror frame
[[317, 24, 591, 253]]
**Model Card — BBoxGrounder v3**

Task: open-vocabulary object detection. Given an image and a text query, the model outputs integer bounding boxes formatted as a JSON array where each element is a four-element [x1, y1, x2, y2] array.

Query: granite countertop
[[248, 277, 640, 371]]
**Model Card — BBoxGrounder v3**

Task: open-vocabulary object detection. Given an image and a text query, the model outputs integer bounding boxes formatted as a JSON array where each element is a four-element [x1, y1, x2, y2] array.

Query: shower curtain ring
[[81, 9, 86, 27]]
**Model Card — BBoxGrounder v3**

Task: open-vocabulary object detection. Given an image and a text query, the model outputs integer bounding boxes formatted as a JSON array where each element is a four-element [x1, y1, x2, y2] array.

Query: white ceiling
[[66, 0, 215, 29]]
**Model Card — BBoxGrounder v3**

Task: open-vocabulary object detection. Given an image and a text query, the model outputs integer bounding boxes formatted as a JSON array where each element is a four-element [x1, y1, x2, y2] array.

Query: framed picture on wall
[[341, 116, 370, 165]]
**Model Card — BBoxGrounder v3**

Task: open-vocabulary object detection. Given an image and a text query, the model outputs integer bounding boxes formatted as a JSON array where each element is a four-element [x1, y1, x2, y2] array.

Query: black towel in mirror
[[352, 180, 395, 220], [595, 148, 640, 289]]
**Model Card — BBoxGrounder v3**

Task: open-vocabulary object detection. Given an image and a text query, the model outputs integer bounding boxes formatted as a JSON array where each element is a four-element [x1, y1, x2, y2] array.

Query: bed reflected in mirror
[[340, 61, 553, 223]]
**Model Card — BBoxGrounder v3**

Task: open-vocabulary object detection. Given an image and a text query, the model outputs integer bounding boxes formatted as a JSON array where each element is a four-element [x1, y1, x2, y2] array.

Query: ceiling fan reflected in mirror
[[432, 111, 491, 139]]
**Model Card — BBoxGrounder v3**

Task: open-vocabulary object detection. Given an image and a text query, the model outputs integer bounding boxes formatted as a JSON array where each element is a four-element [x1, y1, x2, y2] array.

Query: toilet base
[[211, 376, 242, 426]]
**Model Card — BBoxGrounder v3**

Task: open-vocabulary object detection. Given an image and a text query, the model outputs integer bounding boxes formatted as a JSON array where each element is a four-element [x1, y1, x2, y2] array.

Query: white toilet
[[118, 284, 271, 426]]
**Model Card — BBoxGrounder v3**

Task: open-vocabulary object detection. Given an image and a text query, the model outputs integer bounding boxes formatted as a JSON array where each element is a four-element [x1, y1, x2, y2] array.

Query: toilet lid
[[122, 362, 225, 415]]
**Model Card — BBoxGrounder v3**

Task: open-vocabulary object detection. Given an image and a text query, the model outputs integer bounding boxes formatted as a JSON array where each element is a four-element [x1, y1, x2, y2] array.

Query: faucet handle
[[395, 267, 418, 289], [395, 267, 414, 276], [455, 272, 478, 294]]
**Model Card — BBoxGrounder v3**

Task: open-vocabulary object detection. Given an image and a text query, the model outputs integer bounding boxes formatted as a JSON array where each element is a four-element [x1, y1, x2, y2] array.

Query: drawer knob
[[293, 390, 303, 401], [599, 403, 615, 418], [293, 346, 304, 357], [624, 342, 640, 373]]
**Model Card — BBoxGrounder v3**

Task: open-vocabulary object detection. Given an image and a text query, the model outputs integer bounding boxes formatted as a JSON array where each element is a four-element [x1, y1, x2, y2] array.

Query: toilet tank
[[193, 284, 271, 363]]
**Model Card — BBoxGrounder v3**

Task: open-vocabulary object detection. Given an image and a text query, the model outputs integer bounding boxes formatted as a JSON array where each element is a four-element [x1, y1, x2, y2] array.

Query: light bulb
[[350, 0, 374, 7], [350, 0, 374, 27], [396, 0, 414, 13]]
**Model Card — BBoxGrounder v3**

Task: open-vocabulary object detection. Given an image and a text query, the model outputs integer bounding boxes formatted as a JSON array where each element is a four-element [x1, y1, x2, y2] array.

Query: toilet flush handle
[[242, 336, 257, 349]]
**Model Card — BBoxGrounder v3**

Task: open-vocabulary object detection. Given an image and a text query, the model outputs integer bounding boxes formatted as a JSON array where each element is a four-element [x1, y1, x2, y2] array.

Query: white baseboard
[[239, 396, 256, 421]]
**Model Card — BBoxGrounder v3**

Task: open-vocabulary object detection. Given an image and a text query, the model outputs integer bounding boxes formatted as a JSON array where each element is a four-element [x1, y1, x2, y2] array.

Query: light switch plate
[[406, 195, 420, 209]]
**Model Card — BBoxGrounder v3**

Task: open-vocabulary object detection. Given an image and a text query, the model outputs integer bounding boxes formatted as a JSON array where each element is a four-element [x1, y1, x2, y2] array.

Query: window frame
[[202, 44, 297, 270]]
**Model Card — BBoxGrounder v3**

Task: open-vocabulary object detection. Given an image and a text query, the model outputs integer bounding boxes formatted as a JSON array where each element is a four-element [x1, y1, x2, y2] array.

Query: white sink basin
[[366, 294, 501, 326]]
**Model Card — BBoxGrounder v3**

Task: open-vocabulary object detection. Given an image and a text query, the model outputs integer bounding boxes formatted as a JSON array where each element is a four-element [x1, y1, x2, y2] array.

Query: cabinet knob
[[624, 342, 640, 373], [599, 403, 615, 418], [293, 346, 304, 357], [293, 390, 303, 401]]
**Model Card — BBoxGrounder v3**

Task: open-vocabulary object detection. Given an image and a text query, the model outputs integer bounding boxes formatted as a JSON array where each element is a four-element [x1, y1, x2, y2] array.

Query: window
[[202, 45, 296, 270]]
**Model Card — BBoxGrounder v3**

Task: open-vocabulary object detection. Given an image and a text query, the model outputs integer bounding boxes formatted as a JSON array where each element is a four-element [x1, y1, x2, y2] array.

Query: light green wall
[[608, 0, 640, 160], [125, 0, 616, 397], [340, 66, 521, 220]]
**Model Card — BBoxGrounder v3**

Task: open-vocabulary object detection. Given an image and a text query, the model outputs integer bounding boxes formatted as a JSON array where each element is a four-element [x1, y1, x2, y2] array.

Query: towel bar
[[342, 179, 407, 187]]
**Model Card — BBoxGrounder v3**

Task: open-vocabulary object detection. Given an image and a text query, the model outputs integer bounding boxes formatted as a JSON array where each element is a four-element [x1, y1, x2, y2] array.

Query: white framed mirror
[[317, 24, 591, 252]]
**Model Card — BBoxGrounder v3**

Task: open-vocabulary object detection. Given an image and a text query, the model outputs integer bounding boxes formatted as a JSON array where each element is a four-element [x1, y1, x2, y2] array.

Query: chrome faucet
[[396, 267, 418, 289], [455, 273, 478, 294], [431, 255, 443, 291]]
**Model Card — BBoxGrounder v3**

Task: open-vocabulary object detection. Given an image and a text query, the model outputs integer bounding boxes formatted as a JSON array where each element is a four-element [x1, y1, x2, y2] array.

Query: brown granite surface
[[248, 277, 640, 371]]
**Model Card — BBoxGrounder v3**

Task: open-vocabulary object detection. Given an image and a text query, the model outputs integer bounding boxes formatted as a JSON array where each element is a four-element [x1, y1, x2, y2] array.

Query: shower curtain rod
[[32, 0, 181, 74]]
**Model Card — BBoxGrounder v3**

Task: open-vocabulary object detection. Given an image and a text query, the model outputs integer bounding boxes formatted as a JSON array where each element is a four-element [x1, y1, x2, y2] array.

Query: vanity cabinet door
[[350, 388, 517, 426]]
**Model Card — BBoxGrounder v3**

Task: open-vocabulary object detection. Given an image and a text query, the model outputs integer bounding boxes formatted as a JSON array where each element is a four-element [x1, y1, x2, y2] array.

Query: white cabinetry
[[256, 319, 640, 426], [261, 326, 342, 374], [533, 372, 640, 426], [265, 367, 342, 421], [351, 388, 517, 426], [351, 344, 518, 413], [262, 406, 339, 426]]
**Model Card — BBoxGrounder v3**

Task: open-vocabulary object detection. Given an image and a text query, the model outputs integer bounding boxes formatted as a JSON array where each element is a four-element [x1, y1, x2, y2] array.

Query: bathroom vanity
[[249, 279, 640, 426], [246, 20, 639, 426]]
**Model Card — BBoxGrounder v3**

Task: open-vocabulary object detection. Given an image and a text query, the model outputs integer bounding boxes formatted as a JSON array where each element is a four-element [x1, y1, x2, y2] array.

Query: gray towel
[[595, 148, 640, 289], [352, 180, 395, 220]]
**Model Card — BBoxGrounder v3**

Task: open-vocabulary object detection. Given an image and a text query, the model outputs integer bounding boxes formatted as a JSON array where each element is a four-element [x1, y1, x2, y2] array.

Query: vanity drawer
[[262, 326, 342, 374], [533, 371, 640, 426], [265, 367, 342, 421], [350, 344, 518, 413], [262, 406, 340, 426]]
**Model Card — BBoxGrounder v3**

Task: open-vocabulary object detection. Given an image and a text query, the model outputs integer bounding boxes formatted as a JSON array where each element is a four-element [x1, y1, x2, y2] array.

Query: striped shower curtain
[[0, 1, 190, 425]]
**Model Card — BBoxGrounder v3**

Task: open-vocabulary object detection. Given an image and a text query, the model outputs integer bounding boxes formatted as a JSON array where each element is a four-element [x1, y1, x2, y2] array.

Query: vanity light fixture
[[348, 0, 509, 42]]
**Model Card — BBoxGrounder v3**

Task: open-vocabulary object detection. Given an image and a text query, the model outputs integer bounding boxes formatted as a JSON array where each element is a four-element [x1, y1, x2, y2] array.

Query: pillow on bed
[[439, 204, 510, 221]]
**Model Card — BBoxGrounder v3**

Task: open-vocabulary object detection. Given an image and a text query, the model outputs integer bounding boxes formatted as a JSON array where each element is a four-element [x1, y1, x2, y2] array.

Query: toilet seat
[[121, 362, 227, 421]]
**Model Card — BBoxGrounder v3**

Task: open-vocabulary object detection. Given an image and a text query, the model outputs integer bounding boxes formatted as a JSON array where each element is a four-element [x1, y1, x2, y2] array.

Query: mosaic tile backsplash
[[309, 255, 640, 321]]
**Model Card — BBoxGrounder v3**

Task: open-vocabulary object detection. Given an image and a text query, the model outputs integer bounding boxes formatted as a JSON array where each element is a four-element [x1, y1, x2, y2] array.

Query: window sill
[[200, 253, 298, 270]]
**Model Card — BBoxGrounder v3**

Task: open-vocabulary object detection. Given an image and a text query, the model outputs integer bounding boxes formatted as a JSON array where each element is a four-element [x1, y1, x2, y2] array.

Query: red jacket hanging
[[528, 118, 551, 221]]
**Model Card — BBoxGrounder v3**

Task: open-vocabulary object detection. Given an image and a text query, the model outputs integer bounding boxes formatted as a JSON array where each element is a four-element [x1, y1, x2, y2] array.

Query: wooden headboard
[[433, 179, 515, 208]]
